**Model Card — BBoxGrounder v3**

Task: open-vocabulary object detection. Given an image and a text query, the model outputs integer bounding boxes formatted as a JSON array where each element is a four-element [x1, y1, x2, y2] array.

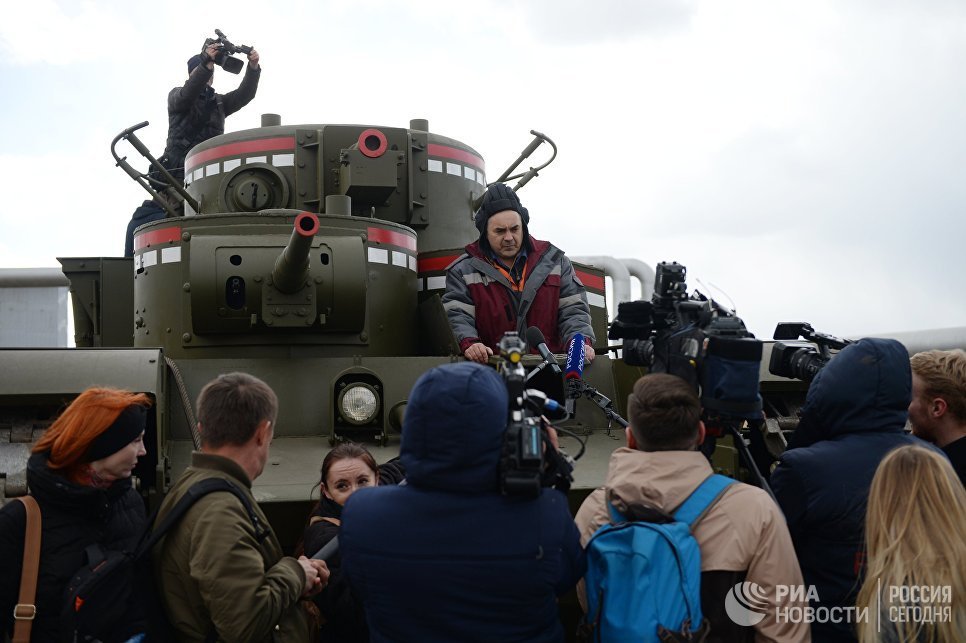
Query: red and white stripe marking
[[133, 226, 183, 271], [182, 138, 487, 191], [184, 137, 296, 178], [132, 223, 418, 274], [366, 226, 417, 273], [427, 143, 486, 186]]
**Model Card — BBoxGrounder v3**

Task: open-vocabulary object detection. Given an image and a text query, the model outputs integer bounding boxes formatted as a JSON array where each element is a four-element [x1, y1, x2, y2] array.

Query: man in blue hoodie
[[771, 338, 929, 643], [341, 361, 585, 643]]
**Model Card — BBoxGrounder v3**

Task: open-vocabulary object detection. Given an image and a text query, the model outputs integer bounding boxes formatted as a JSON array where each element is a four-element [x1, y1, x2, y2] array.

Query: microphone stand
[[525, 353, 560, 383], [568, 379, 629, 428]]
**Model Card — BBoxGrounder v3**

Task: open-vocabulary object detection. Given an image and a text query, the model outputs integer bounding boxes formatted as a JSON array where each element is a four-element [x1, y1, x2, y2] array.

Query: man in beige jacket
[[575, 373, 810, 643]]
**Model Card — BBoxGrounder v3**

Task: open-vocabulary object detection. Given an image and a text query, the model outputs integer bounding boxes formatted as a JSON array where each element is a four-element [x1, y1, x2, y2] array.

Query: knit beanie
[[473, 183, 530, 250], [187, 54, 206, 74]]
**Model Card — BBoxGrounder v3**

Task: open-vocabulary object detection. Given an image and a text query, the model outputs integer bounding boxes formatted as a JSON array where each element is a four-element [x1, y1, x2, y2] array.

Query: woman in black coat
[[301, 443, 404, 643], [0, 388, 151, 642]]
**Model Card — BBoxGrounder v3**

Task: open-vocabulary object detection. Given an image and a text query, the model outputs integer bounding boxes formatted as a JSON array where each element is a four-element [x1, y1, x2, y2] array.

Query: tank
[[2, 118, 630, 541], [4, 113, 966, 642]]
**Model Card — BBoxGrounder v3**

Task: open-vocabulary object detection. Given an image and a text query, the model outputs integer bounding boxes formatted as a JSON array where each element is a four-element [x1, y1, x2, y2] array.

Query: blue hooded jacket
[[341, 362, 584, 643], [771, 338, 929, 643]]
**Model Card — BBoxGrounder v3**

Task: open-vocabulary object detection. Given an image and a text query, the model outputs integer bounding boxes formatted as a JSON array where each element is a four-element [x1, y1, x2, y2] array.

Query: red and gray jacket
[[442, 238, 595, 354]]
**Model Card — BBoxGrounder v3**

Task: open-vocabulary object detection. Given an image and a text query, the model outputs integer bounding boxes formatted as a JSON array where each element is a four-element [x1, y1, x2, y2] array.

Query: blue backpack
[[582, 474, 735, 642]]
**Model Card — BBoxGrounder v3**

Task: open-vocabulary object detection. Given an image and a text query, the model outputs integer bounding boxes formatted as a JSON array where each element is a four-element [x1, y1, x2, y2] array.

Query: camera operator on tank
[[160, 40, 261, 182], [442, 183, 596, 364]]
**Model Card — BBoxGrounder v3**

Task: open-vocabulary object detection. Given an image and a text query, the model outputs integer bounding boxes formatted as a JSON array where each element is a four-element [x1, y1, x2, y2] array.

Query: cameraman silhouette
[[160, 39, 261, 183], [340, 362, 584, 643]]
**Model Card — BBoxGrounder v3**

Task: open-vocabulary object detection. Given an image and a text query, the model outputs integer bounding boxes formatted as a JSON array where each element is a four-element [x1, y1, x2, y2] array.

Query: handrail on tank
[[272, 212, 321, 293], [110, 121, 201, 216], [472, 130, 558, 210]]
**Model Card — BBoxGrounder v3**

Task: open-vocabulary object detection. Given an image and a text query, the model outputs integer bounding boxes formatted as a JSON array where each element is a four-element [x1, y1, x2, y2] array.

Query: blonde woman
[[857, 445, 965, 643]]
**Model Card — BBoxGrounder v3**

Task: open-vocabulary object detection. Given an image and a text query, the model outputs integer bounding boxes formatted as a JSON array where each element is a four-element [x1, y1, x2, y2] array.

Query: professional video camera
[[769, 322, 851, 382], [607, 261, 780, 496], [608, 261, 763, 423], [496, 331, 577, 498], [202, 29, 254, 74]]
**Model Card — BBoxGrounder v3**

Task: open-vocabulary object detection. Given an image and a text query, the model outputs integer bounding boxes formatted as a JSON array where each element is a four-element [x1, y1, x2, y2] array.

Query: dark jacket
[[163, 63, 260, 175], [442, 237, 595, 354], [0, 452, 146, 642], [771, 338, 929, 643], [943, 435, 966, 486], [341, 362, 585, 643], [124, 200, 167, 257], [302, 459, 405, 643]]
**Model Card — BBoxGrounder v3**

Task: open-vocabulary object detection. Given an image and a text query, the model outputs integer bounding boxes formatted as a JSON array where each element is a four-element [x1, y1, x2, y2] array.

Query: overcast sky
[[2, 0, 964, 340]]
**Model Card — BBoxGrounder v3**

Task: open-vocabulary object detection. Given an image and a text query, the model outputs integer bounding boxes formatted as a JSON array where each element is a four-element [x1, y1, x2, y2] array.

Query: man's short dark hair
[[627, 374, 701, 451], [197, 372, 278, 448]]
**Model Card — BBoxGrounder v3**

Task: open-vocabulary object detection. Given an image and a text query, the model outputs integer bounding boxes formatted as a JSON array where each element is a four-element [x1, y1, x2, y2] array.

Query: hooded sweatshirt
[[771, 338, 930, 643], [341, 362, 584, 643]]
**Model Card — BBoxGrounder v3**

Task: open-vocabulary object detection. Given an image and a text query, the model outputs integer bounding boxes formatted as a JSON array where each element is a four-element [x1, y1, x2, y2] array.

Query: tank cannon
[[272, 213, 320, 294]]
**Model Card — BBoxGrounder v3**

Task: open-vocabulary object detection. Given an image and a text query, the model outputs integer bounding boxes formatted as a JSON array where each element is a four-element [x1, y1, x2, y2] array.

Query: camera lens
[[622, 339, 654, 367]]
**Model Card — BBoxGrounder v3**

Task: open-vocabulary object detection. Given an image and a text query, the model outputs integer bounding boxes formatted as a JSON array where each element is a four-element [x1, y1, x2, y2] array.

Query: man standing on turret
[[442, 183, 596, 363], [161, 40, 261, 182]]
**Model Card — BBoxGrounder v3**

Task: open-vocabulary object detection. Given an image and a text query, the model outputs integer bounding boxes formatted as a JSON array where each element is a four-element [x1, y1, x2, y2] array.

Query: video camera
[[609, 261, 763, 424], [769, 322, 851, 382], [496, 331, 576, 498], [203, 29, 254, 74]]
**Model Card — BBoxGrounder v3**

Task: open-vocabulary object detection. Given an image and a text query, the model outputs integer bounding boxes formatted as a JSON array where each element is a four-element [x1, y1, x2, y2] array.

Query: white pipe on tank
[[572, 256, 632, 317], [619, 259, 655, 300]]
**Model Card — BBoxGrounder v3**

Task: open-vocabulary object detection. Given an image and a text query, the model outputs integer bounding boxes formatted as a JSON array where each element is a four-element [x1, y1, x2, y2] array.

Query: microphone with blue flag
[[565, 334, 586, 415]]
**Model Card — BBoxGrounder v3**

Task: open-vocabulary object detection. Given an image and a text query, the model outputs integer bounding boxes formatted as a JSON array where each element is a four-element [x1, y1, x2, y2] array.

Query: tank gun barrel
[[272, 212, 320, 293]]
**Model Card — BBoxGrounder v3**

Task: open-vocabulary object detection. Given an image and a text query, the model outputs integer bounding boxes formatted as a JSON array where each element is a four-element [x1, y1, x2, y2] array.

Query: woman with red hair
[[0, 387, 151, 642]]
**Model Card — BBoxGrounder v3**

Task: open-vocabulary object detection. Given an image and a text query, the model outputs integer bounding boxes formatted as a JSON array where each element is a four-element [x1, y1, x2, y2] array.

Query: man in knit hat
[[442, 182, 596, 363], [160, 41, 262, 182]]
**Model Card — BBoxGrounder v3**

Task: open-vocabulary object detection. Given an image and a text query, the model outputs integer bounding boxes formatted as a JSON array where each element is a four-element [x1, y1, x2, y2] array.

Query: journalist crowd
[[2, 344, 963, 642]]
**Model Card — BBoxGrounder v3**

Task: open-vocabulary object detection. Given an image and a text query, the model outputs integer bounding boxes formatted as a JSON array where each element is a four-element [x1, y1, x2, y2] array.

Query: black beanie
[[474, 184, 531, 254], [187, 54, 205, 74], [474, 183, 529, 234], [85, 405, 147, 462]]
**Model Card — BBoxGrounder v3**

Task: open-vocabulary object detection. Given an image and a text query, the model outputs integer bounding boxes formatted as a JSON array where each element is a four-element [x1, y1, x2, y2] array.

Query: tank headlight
[[338, 383, 380, 425]]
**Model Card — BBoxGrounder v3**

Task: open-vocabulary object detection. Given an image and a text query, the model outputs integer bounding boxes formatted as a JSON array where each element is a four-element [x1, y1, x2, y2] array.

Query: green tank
[[1, 117, 635, 542]]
